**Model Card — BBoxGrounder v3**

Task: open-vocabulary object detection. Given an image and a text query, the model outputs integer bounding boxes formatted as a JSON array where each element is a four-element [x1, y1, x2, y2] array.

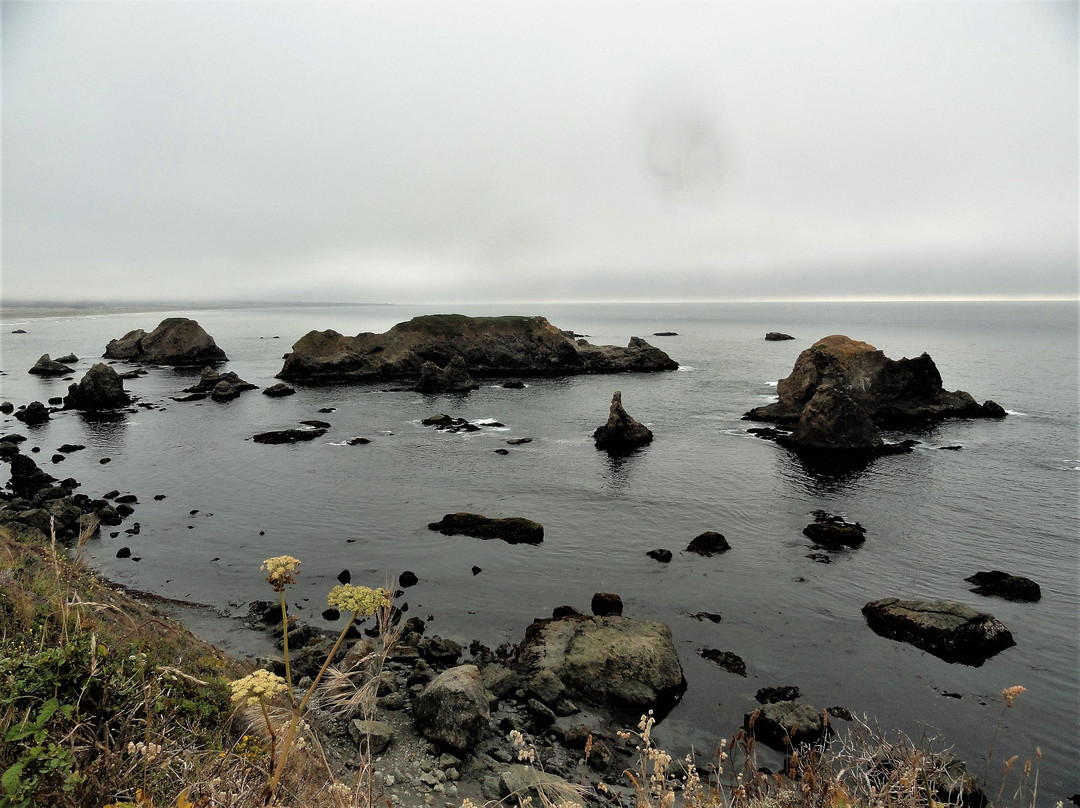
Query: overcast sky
[[2, 1, 1077, 304]]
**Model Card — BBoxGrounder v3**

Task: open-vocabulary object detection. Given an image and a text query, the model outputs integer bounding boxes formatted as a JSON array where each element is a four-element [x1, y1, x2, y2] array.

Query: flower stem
[[279, 590, 294, 703]]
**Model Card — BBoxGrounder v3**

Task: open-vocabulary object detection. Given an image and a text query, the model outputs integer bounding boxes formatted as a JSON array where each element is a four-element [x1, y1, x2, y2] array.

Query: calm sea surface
[[1, 301, 1077, 801]]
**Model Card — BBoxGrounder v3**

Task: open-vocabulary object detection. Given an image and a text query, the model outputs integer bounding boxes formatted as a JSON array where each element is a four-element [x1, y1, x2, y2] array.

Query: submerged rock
[[699, 648, 746, 676], [63, 364, 131, 411], [516, 613, 685, 710], [252, 428, 328, 444], [745, 335, 1004, 452], [862, 598, 1015, 665], [277, 314, 677, 384], [685, 531, 730, 556], [803, 511, 866, 550], [593, 391, 653, 452], [427, 512, 544, 544], [28, 354, 74, 376], [104, 318, 227, 365], [964, 571, 1041, 602], [765, 332, 795, 341]]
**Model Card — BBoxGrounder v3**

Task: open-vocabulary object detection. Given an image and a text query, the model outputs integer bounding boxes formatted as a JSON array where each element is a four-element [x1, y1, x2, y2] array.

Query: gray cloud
[[3, 1, 1076, 303]]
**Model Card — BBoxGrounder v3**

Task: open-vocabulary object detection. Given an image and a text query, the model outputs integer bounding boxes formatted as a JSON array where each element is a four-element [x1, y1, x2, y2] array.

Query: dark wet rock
[[116, 547, 131, 558], [11, 329, 26, 334], [337, 569, 351, 584], [171, 393, 207, 402], [54, 353, 78, 364], [745, 701, 827, 751], [690, 611, 722, 623], [803, 511, 866, 550], [686, 531, 730, 556], [745, 335, 1004, 452], [591, 592, 623, 617], [806, 552, 832, 563], [593, 391, 653, 452], [471, 566, 482, 575], [964, 571, 1041, 602], [50, 454, 65, 464], [57, 444, 85, 454], [399, 570, 419, 587], [48, 397, 63, 406], [0, 434, 26, 444], [63, 364, 132, 411], [99, 457, 111, 464], [0, 402, 13, 414], [827, 705, 856, 721], [117, 504, 135, 519], [104, 318, 227, 365], [114, 494, 137, 504], [262, 383, 296, 397], [862, 598, 1015, 665], [428, 512, 544, 544], [493, 448, 509, 455], [300, 419, 331, 429], [699, 648, 746, 676], [342, 437, 371, 445], [14, 402, 50, 425], [980, 400, 1007, 418], [516, 613, 685, 710], [413, 665, 490, 753], [251, 428, 327, 444], [502, 381, 526, 389], [552, 605, 583, 619], [506, 438, 532, 445], [418, 636, 463, 666], [28, 354, 74, 376], [653, 331, 678, 337], [278, 314, 677, 384], [765, 332, 795, 341], [757, 686, 801, 704], [153, 494, 166, 500], [415, 355, 479, 393], [184, 368, 256, 400], [647, 548, 672, 563], [421, 413, 485, 433]]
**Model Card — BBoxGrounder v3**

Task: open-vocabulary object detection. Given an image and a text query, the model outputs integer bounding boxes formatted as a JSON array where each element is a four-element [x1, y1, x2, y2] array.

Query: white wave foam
[[1005, 409, 1028, 416], [677, 366, 694, 372], [765, 381, 778, 386]]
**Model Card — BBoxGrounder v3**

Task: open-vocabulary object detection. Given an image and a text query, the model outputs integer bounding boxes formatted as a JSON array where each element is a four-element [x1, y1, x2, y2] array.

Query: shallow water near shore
[[1, 300, 1077, 801]]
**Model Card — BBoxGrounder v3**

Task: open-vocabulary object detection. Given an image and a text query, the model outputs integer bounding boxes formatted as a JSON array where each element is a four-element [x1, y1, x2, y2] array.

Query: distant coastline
[[0, 300, 399, 322]]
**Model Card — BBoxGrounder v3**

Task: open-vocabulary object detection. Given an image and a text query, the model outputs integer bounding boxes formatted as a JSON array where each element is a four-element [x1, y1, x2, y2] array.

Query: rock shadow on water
[[77, 410, 129, 451]]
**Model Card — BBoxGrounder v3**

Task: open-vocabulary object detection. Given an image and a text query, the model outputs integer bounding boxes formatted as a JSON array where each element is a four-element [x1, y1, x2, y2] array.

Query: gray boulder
[[515, 614, 685, 710], [348, 719, 394, 755], [262, 383, 296, 398], [745, 701, 827, 751], [104, 318, 227, 365], [415, 355, 479, 393], [593, 391, 653, 452], [184, 368, 256, 399], [862, 598, 1015, 665], [63, 364, 131, 411], [412, 664, 491, 753], [964, 571, 1041, 602], [14, 402, 50, 426], [28, 354, 74, 376]]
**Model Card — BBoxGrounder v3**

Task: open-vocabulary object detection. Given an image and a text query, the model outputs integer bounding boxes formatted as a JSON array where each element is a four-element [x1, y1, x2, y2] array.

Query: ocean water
[[1, 300, 1077, 801]]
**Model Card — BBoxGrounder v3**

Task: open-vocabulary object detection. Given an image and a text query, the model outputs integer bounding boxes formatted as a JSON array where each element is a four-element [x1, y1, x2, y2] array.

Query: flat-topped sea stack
[[277, 314, 678, 384], [745, 335, 1004, 453], [104, 318, 227, 366]]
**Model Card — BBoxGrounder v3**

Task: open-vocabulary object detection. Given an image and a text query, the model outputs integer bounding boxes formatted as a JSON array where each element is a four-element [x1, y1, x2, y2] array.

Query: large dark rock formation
[[862, 597, 1015, 666], [277, 314, 677, 384], [28, 354, 74, 376], [104, 318, 227, 365], [14, 402, 50, 426], [745, 335, 1004, 452], [515, 613, 685, 711], [63, 364, 132, 411], [183, 367, 257, 401], [593, 391, 653, 452], [427, 513, 544, 544], [803, 511, 866, 550]]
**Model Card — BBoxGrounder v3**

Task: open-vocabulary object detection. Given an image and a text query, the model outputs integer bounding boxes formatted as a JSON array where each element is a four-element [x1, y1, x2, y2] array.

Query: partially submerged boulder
[[745, 335, 1004, 452], [415, 355, 479, 393], [427, 513, 544, 544], [252, 428, 327, 444], [104, 318, 227, 365], [745, 701, 828, 751], [183, 368, 257, 401], [765, 332, 795, 341], [14, 402, 50, 426], [803, 511, 866, 550], [862, 598, 1015, 666], [262, 383, 296, 398], [28, 354, 74, 376], [964, 571, 1041, 602], [685, 531, 730, 556], [277, 314, 677, 384], [515, 614, 685, 711], [593, 391, 653, 452], [412, 665, 490, 753], [63, 364, 132, 411]]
